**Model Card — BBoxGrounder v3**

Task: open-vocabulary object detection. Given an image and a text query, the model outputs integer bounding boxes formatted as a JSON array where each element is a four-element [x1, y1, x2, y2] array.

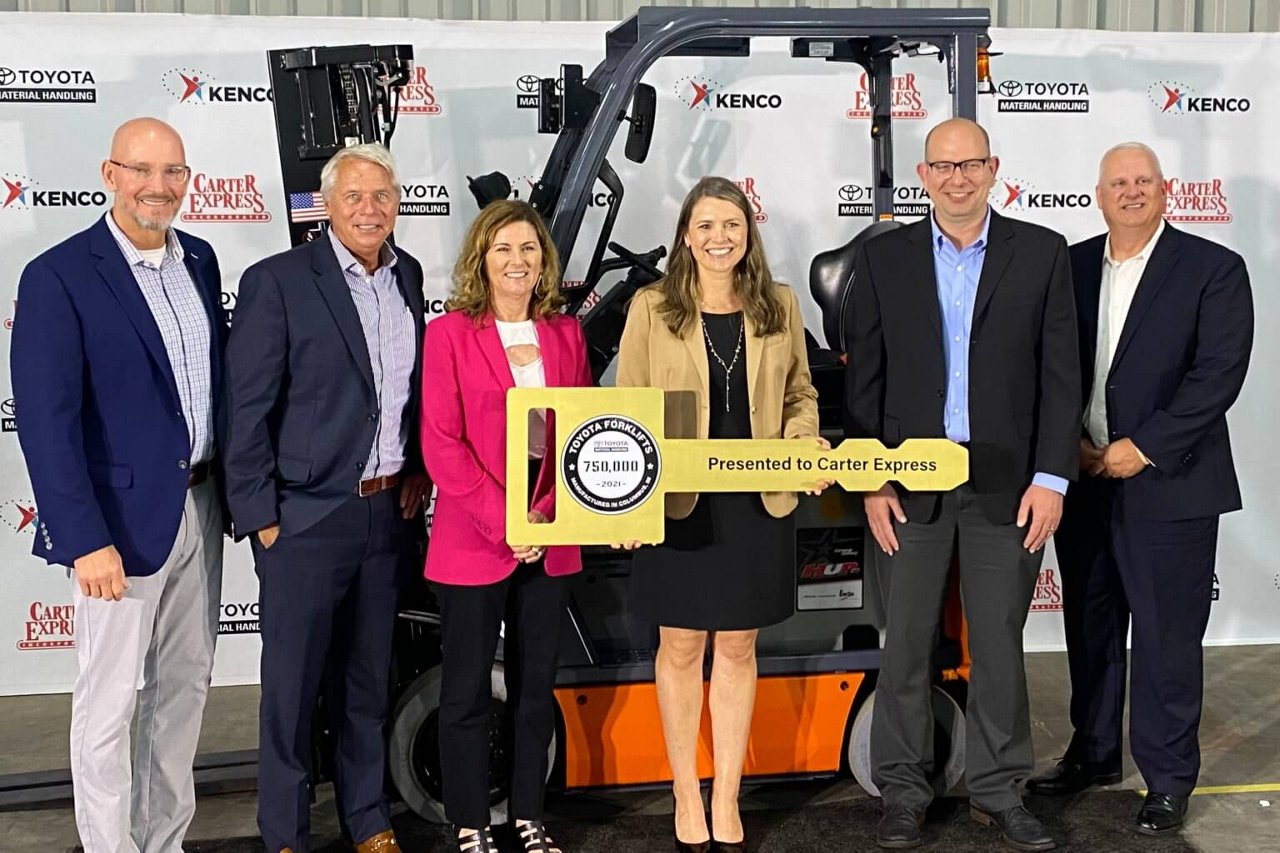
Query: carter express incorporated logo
[[181, 173, 271, 223], [162, 68, 271, 104], [1164, 177, 1232, 224], [993, 178, 1092, 213], [847, 72, 926, 120], [2, 174, 107, 211], [837, 184, 929, 217], [1030, 567, 1063, 612], [736, 177, 768, 224], [1148, 81, 1250, 114], [675, 75, 783, 111], [996, 79, 1090, 113], [18, 601, 75, 650], [397, 66, 443, 115], [0, 66, 96, 104]]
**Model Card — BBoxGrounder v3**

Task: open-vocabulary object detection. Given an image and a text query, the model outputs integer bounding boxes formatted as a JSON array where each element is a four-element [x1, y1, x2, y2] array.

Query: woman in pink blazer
[[420, 199, 591, 853]]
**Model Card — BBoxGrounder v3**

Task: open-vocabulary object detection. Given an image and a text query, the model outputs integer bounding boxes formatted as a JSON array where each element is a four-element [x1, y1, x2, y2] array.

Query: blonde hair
[[657, 176, 785, 338], [447, 199, 563, 320]]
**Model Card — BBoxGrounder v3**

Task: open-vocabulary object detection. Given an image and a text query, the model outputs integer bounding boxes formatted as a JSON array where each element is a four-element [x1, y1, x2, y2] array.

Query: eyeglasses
[[108, 160, 192, 183], [926, 158, 991, 178]]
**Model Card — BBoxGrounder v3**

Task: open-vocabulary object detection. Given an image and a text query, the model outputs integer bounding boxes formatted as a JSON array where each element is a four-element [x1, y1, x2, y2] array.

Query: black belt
[[187, 461, 210, 489]]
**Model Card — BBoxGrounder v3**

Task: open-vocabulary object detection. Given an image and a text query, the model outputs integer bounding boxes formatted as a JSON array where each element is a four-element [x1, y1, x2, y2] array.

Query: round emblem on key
[[560, 415, 661, 515]]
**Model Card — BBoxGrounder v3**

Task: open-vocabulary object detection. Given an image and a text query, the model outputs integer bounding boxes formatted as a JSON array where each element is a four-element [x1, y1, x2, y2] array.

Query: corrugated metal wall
[[0, 0, 1276, 30]]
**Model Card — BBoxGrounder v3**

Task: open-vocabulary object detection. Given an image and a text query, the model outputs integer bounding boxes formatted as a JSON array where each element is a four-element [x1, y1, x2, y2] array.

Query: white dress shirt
[[1084, 220, 1166, 448]]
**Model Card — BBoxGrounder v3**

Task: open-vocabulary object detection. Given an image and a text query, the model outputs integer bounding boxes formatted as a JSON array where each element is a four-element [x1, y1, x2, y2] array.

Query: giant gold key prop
[[506, 387, 968, 546]]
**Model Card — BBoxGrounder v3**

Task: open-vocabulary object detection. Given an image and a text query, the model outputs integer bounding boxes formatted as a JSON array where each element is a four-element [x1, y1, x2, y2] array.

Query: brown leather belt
[[357, 473, 400, 497], [187, 461, 210, 489]]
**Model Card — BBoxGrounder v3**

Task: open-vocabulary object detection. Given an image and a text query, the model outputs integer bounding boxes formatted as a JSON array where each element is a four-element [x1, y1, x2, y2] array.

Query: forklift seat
[[809, 220, 903, 352]]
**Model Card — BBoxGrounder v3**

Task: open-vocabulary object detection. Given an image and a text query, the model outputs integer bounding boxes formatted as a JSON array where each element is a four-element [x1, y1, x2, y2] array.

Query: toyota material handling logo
[[995, 79, 1090, 113]]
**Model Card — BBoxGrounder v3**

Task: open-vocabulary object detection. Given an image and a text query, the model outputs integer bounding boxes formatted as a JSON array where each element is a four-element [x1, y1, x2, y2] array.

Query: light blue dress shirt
[[930, 210, 1067, 496]]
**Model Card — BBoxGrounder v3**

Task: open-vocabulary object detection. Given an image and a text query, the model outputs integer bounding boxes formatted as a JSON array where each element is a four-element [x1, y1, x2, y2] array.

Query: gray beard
[[130, 210, 174, 232]]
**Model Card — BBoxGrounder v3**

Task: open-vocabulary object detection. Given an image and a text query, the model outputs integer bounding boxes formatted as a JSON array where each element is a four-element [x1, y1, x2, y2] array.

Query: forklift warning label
[[796, 528, 864, 611], [561, 415, 661, 515]]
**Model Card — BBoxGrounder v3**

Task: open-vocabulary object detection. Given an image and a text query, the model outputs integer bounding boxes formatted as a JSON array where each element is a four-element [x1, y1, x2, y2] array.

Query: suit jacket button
[[45, 543, 53, 551], [178, 459, 189, 470]]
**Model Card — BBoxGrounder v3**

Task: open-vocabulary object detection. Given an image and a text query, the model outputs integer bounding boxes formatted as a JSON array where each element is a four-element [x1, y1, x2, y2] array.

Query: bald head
[[924, 118, 991, 162], [109, 117, 185, 164], [102, 118, 190, 250]]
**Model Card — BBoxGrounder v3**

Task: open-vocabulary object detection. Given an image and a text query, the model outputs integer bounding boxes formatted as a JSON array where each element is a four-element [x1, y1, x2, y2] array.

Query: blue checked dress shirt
[[105, 212, 214, 464], [327, 229, 415, 479], [930, 210, 1067, 495]]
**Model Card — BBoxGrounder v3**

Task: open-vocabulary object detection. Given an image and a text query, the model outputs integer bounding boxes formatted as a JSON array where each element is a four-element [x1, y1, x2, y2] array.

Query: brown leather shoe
[[354, 829, 400, 853]]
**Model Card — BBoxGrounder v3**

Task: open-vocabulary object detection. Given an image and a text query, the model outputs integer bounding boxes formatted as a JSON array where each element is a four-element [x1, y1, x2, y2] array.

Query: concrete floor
[[1, 647, 1278, 852]]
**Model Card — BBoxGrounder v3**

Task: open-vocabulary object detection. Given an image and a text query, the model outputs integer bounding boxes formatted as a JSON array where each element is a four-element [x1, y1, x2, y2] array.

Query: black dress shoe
[[970, 804, 1056, 851], [712, 840, 744, 853], [1026, 757, 1122, 795], [675, 839, 711, 853], [1135, 792, 1188, 836], [876, 803, 924, 849]]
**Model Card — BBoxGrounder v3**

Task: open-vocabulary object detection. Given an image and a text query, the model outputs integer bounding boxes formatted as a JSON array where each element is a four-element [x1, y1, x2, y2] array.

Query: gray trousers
[[870, 484, 1042, 812], [70, 479, 224, 853]]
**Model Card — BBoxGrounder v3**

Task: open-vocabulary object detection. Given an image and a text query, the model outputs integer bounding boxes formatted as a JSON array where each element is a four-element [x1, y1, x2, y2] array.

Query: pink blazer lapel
[[476, 316, 516, 392]]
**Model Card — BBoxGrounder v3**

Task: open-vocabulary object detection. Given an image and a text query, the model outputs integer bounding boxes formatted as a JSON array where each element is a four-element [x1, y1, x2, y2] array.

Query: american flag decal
[[288, 191, 327, 223]]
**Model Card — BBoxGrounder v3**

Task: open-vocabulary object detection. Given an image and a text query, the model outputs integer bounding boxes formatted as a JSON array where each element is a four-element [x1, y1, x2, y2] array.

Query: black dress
[[630, 311, 795, 631]]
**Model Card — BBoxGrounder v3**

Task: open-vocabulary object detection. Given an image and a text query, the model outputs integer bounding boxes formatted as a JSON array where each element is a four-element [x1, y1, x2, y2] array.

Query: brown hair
[[656, 176, 785, 338], [447, 199, 563, 320]]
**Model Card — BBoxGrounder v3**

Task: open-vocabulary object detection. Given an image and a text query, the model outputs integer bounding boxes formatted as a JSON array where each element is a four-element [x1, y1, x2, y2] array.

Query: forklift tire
[[846, 686, 966, 798], [388, 662, 558, 824]]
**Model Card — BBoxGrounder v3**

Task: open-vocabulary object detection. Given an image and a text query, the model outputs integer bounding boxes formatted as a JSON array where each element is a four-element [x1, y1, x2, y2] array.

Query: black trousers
[[1056, 477, 1219, 796], [255, 490, 411, 853], [436, 560, 568, 828], [870, 484, 1043, 812]]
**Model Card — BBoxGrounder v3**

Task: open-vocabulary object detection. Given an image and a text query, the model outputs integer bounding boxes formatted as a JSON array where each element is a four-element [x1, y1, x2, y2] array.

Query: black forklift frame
[[527, 6, 989, 317]]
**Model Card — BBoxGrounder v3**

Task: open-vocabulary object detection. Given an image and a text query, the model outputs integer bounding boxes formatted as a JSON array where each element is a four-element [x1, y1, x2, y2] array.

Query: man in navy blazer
[[11, 118, 227, 853], [1027, 143, 1253, 837], [222, 143, 429, 853]]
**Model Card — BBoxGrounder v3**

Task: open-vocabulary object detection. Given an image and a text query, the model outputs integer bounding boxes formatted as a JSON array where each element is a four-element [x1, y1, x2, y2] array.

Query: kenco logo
[[0, 66, 96, 104], [675, 75, 783, 111], [1030, 566, 1063, 612], [397, 66, 442, 116], [993, 178, 1091, 213], [4, 499, 38, 535], [735, 177, 768, 223], [18, 601, 75, 650], [996, 80, 1090, 113], [1164, 177, 1232, 224], [398, 183, 450, 216], [1148, 81, 1250, 114], [847, 72, 926, 120], [2, 173, 106, 210], [515, 73, 561, 109], [162, 68, 271, 104], [837, 184, 930, 217], [2, 397, 15, 432], [181, 173, 271, 223]]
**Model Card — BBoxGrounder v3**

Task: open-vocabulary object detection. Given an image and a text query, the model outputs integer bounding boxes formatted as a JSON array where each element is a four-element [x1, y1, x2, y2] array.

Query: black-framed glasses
[[108, 160, 192, 184], [926, 158, 991, 178]]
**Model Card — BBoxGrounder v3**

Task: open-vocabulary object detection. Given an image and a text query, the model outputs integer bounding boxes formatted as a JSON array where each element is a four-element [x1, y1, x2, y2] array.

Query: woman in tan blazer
[[616, 176, 825, 852]]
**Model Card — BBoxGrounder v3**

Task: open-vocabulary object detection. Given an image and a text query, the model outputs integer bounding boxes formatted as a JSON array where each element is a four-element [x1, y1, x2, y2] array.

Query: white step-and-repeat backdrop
[[1, 14, 1276, 694]]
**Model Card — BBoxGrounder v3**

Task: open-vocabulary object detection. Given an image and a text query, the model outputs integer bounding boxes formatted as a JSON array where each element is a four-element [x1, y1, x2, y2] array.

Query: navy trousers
[[1056, 476, 1219, 796], [255, 490, 411, 853]]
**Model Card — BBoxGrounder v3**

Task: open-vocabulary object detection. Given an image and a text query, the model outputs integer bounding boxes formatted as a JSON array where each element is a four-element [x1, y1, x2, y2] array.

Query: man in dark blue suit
[[1028, 143, 1253, 836], [11, 118, 226, 853], [222, 143, 429, 853]]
